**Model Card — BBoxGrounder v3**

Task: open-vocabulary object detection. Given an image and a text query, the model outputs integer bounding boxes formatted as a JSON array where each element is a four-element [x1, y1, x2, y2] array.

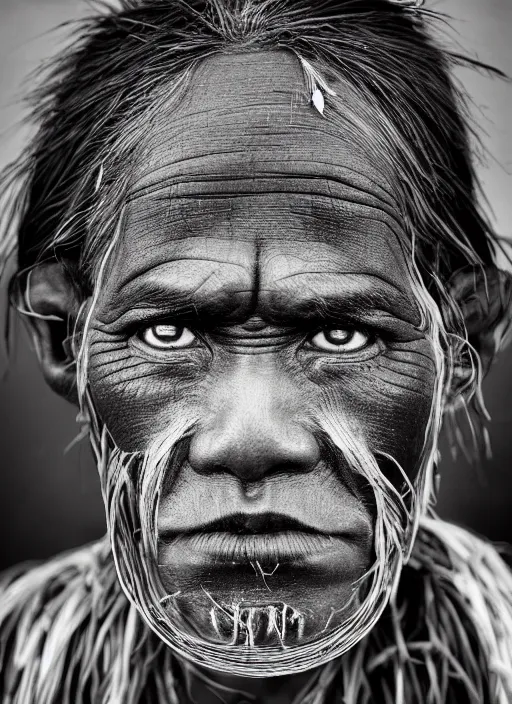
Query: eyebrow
[[267, 273, 419, 326], [98, 271, 420, 330]]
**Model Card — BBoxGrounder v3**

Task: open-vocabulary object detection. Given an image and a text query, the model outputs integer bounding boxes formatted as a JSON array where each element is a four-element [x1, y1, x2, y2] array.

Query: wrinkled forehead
[[106, 51, 417, 314], [128, 50, 400, 209]]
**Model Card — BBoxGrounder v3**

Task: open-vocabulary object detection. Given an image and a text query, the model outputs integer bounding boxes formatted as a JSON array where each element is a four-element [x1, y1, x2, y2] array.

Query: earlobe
[[449, 265, 512, 378], [14, 262, 82, 404]]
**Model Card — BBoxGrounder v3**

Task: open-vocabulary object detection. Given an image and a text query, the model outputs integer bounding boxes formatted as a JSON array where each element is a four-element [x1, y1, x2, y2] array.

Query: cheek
[[86, 335, 208, 450], [311, 341, 438, 475], [86, 329, 438, 470]]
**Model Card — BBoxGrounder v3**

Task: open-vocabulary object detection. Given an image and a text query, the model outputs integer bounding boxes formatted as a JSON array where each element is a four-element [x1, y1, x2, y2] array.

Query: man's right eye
[[138, 324, 197, 350]]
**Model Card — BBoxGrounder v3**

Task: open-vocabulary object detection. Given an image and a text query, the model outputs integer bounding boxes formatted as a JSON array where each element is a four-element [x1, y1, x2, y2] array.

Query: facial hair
[[82, 390, 440, 678]]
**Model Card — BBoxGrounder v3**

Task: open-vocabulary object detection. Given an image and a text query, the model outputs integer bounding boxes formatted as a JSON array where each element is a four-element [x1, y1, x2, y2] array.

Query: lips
[[159, 511, 357, 563]]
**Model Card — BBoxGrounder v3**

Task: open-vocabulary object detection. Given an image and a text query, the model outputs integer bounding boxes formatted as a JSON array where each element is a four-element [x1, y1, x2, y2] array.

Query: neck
[[179, 662, 330, 704]]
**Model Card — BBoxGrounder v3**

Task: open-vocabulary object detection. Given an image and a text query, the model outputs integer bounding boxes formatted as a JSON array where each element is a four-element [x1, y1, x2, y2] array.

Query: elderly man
[[0, 0, 511, 702]]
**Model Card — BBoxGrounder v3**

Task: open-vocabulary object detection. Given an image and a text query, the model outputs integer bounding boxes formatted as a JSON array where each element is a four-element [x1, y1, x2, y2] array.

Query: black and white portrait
[[0, 1, 511, 702]]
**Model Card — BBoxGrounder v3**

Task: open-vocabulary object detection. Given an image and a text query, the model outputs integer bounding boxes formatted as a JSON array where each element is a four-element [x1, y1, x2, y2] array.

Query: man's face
[[86, 52, 437, 647]]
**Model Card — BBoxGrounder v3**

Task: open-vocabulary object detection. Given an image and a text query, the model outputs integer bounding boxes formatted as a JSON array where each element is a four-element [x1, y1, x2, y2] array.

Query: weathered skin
[[85, 52, 437, 701]]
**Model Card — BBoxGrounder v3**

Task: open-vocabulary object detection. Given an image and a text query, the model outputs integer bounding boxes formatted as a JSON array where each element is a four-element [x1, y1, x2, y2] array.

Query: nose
[[188, 365, 320, 483]]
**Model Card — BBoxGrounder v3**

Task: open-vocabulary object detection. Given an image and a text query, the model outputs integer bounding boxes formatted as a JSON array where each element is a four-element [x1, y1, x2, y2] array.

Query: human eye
[[309, 327, 373, 353], [138, 323, 197, 350]]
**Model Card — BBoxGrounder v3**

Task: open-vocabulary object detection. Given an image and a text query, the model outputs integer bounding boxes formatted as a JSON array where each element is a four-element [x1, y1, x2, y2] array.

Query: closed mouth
[[167, 530, 343, 562], [159, 512, 354, 563]]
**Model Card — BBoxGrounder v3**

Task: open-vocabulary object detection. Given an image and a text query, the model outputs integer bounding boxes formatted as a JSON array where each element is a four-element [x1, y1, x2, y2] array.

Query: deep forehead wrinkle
[[99, 191, 418, 327], [117, 193, 409, 289], [98, 269, 416, 329], [99, 51, 419, 325], [128, 51, 401, 212]]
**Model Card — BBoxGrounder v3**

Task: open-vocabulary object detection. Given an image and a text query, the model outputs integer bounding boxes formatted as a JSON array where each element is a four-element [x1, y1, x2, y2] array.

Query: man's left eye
[[309, 328, 371, 352], [139, 324, 197, 350]]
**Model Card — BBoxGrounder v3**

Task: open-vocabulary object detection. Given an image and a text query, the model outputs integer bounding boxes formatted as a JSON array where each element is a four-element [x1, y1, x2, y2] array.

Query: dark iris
[[138, 324, 197, 350], [152, 324, 182, 341], [324, 329, 353, 345]]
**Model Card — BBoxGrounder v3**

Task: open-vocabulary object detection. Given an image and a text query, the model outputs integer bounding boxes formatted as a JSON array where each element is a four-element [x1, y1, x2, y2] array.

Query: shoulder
[[0, 539, 113, 629], [414, 516, 512, 658], [0, 539, 134, 702], [380, 518, 512, 703], [0, 539, 112, 645]]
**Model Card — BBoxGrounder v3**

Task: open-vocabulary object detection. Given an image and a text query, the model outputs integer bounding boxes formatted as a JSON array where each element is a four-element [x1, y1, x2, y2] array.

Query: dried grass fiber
[[1, 519, 511, 703]]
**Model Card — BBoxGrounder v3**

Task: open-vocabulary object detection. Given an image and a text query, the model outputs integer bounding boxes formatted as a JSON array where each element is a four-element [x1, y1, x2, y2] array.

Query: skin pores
[[85, 52, 437, 646]]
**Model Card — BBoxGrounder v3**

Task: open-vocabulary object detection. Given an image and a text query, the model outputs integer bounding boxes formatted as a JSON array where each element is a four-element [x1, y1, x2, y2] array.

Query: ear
[[449, 265, 512, 378], [15, 262, 82, 405]]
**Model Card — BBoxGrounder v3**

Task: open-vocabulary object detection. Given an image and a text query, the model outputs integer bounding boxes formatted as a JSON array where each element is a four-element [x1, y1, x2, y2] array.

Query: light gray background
[[0, 0, 510, 569]]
